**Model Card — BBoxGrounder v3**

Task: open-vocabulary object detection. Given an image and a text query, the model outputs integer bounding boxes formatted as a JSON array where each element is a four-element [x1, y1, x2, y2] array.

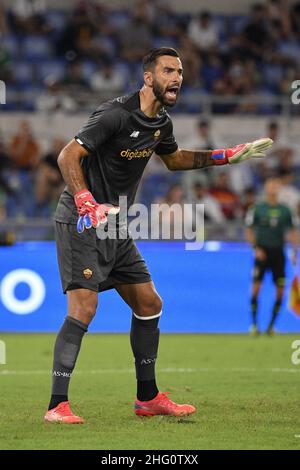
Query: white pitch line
[[0, 367, 300, 375]]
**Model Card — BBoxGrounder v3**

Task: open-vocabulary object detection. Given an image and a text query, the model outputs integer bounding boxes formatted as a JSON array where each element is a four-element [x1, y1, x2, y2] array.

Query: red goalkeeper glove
[[211, 138, 273, 165], [74, 189, 120, 234]]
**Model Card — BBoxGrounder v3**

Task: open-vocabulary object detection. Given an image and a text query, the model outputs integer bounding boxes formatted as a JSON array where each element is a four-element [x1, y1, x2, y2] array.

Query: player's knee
[[136, 293, 163, 317], [69, 296, 98, 324], [68, 289, 98, 318], [152, 294, 163, 316], [84, 303, 98, 321]]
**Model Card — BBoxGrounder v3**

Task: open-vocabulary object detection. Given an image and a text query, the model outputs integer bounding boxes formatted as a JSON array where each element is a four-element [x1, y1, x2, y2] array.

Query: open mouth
[[165, 86, 179, 99]]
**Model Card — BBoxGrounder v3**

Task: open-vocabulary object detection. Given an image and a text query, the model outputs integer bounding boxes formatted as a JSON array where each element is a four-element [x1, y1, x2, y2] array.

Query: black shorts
[[55, 222, 151, 293], [252, 246, 286, 286]]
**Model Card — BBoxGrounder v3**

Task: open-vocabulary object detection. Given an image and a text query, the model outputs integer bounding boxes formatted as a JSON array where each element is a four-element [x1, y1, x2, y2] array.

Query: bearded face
[[149, 56, 183, 107], [152, 77, 181, 107]]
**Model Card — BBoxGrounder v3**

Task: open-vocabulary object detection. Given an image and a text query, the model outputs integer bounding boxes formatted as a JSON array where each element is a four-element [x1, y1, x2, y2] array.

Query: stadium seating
[[0, 5, 298, 113]]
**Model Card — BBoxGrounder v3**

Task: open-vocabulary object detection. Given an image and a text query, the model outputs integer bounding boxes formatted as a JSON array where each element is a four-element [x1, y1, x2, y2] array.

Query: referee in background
[[245, 177, 298, 336]]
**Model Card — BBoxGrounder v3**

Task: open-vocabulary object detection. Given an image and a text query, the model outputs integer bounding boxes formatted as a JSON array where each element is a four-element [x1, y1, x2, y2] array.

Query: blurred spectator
[[278, 171, 300, 218], [136, 0, 157, 24], [8, 0, 50, 34], [56, 2, 108, 61], [157, 183, 184, 204], [252, 121, 293, 189], [279, 66, 299, 98], [5, 121, 40, 217], [264, 121, 294, 171], [232, 58, 259, 92], [209, 172, 240, 219], [188, 11, 218, 54], [192, 182, 225, 224], [90, 60, 127, 94], [267, 0, 291, 36], [0, 139, 18, 245], [182, 119, 218, 200], [0, 45, 13, 85], [267, 121, 287, 148], [60, 61, 89, 92], [212, 57, 261, 113], [156, 183, 193, 239], [202, 53, 224, 92], [0, 2, 8, 34], [0, 139, 15, 201], [36, 78, 77, 113], [276, 147, 296, 176], [291, 1, 300, 40], [177, 34, 202, 89], [35, 138, 65, 217], [185, 119, 217, 150], [227, 155, 255, 196], [139, 155, 180, 207], [241, 3, 271, 60], [73, 0, 108, 29], [120, 6, 153, 63], [152, 0, 182, 38], [9, 120, 40, 171], [240, 187, 256, 217]]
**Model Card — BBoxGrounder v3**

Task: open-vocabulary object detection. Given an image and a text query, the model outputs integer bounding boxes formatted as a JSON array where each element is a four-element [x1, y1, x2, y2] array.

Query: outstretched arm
[[159, 149, 214, 171], [158, 138, 273, 171]]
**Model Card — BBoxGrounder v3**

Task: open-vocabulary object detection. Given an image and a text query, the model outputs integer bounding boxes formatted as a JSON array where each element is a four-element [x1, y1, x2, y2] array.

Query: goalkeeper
[[44, 47, 273, 424]]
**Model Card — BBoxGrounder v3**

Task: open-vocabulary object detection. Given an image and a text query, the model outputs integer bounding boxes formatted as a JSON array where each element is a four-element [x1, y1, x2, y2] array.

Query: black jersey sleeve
[[75, 103, 123, 153], [155, 121, 178, 156]]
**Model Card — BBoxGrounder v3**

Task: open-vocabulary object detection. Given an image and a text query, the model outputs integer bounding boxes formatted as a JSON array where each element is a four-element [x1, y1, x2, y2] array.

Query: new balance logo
[[130, 131, 140, 138]]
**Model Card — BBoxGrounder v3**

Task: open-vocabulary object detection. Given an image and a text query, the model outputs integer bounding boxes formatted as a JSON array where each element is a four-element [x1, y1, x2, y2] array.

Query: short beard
[[152, 80, 177, 107]]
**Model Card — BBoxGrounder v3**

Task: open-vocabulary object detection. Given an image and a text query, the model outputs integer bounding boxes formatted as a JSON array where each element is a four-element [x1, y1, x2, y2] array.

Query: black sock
[[48, 394, 68, 410], [137, 379, 158, 402], [48, 316, 88, 410], [267, 298, 282, 330], [251, 295, 258, 326], [130, 313, 160, 401]]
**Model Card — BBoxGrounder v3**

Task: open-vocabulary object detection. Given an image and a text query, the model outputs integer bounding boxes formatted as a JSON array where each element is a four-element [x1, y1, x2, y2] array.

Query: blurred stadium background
[[0, 0, 300, 333]]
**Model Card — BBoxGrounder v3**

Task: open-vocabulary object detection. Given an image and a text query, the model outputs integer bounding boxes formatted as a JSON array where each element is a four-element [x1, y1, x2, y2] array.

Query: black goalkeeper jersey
[[54, 91, 178, 224]]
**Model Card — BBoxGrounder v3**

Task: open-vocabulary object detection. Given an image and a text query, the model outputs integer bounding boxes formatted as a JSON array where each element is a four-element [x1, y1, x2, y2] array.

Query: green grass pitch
[[0, 333, 300, 450]]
